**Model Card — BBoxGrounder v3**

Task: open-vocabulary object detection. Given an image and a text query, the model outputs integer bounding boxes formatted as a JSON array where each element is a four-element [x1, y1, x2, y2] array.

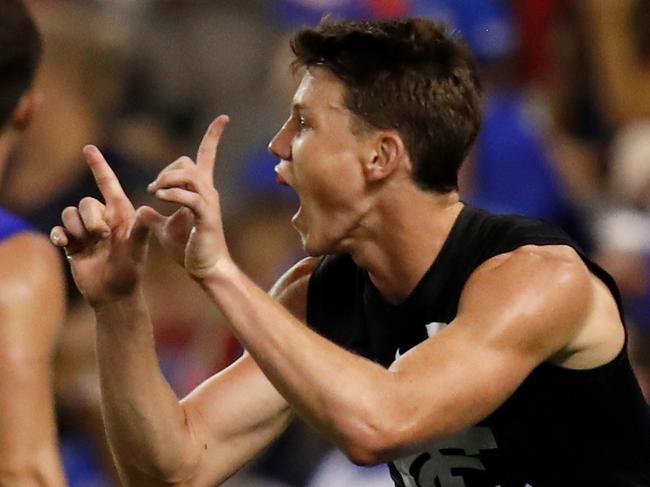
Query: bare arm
[[93, 260, 314, 486], [196, 246, 599, 464], [51, 132, 299, 486], [94, 295, 292, 487], [0, 233, 67, 486]]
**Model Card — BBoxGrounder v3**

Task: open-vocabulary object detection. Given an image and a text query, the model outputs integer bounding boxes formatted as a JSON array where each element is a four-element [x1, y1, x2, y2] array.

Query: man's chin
[[301, 231, 345, 257], [299, 233, 320, 256], [295, 230, 323, 257], [292, 212, 340, 256]]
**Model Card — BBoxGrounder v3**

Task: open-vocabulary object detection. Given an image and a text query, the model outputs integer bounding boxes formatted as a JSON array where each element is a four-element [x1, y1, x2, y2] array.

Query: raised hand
[[50, 146, 149, 307], [140, 115, 232, 281]]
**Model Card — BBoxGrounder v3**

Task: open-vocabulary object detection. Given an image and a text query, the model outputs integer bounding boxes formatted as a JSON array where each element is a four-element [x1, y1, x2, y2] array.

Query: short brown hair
[[0, 0, 42, 130], [291, 18, 482, 192]]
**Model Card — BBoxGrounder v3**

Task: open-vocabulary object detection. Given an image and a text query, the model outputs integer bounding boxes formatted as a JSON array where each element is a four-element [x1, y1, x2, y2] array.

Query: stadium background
[[2, 0, 649, 485]]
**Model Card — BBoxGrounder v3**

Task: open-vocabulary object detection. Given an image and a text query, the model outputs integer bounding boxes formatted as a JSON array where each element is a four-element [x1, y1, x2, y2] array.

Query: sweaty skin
[[51, 69, 625, 485], [0, 232, 67, 486]]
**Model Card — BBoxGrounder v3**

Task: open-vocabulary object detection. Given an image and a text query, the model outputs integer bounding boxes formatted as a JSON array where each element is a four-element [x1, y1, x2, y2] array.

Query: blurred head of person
[[0, 0, 42, 144]]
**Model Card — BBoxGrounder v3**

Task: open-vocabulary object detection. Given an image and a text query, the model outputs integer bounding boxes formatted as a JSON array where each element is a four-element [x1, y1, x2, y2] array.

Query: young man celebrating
[[0, 0, 68, 484], [51, 18, 650, 487]]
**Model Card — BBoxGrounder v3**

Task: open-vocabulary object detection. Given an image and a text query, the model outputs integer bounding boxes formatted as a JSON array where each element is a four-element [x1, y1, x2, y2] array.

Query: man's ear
[[363, 131, 410, 182], [9, 91, 43, 132]]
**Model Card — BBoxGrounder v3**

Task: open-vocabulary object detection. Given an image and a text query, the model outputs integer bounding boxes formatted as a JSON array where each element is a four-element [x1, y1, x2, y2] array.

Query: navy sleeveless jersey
[[0, 207, 31, 243], [307, 205, 650, 487]]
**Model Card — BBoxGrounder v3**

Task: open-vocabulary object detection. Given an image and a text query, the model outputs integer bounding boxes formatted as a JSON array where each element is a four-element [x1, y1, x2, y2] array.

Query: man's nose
[[268, 123, 291, 161]]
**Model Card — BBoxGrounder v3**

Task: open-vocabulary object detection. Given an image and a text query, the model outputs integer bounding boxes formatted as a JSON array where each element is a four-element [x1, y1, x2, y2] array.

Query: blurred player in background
[[0, 0, 67, 484]]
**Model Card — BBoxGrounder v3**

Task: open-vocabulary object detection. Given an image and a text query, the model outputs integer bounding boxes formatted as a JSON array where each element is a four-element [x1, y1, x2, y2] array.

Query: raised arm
[[0, 233, 67, 485], [50, 139, 304, 486], [144, 127, 616, 464], [197, 245, 606, 463]]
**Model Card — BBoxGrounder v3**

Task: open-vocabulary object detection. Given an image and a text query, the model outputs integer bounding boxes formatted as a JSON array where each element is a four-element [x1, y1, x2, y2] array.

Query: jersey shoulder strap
[[0, 208, 32, 243]]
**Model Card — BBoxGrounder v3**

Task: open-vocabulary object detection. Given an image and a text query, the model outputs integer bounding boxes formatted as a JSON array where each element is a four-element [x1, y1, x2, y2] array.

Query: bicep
[[387, 318, 538, 451], [384, 247, 591, 454]]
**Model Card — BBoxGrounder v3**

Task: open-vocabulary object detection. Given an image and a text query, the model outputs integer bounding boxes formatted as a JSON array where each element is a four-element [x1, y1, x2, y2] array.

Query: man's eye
[[298, 116, 307, 128]]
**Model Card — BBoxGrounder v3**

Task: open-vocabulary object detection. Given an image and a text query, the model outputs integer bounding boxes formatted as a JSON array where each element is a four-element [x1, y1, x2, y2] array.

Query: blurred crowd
[[2, 0, 649, 485]]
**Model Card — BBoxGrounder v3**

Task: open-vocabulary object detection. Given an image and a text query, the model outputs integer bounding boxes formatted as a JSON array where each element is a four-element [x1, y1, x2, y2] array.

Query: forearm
[[200, 262, 397, 462], [94, 290, 201, 485]]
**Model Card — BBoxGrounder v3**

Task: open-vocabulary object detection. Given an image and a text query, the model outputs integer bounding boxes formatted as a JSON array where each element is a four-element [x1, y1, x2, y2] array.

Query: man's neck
[[347, 186, 463, 305]]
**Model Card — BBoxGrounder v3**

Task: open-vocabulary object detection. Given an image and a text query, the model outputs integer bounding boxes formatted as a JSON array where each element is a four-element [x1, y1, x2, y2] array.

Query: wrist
[[194, 257, 240, 289], [92, 287, 148, 322]]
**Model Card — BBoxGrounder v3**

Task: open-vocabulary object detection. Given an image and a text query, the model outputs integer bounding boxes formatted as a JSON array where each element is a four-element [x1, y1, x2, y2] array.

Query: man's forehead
[[292, 68, 347, 113]]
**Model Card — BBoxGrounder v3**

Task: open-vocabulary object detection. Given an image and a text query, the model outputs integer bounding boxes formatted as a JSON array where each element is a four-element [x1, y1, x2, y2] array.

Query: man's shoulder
[[0, 232, 65, 348], [270, 257, 321, 322], [0, 232, 64, 299], [272, 257, 321, 294], [468, 244, 591, 303]]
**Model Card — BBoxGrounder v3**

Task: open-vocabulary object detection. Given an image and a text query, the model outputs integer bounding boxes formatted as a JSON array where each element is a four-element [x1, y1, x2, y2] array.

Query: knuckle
[[79, 196, 98, 209], [62, 206, 78, 219], [176, 155, 194, 167], [155, 173, 169, 186]]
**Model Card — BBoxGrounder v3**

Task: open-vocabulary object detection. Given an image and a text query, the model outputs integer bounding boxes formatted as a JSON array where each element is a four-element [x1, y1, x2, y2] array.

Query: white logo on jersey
[[425, 321, 446, 337], [392, 321, 500, 487], [394, 321, 448, 362], [392, 427, 498, 487]]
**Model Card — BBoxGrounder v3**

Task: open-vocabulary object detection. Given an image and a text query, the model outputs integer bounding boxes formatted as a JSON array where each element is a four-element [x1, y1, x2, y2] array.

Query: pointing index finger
[[83, 145, 132, 208], [196, 115, 230, 174]]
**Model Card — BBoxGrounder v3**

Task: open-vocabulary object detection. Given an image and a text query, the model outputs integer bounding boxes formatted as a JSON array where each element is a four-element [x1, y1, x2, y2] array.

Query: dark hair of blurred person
[[0, 0, 42, 131], [0, 0, 67, 484]]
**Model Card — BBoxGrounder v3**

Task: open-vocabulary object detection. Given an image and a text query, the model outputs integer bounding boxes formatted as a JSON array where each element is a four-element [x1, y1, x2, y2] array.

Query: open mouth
[[275, 172, 289, 186], [274, 163, 303, 230], [274, 163, 289, 187]]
